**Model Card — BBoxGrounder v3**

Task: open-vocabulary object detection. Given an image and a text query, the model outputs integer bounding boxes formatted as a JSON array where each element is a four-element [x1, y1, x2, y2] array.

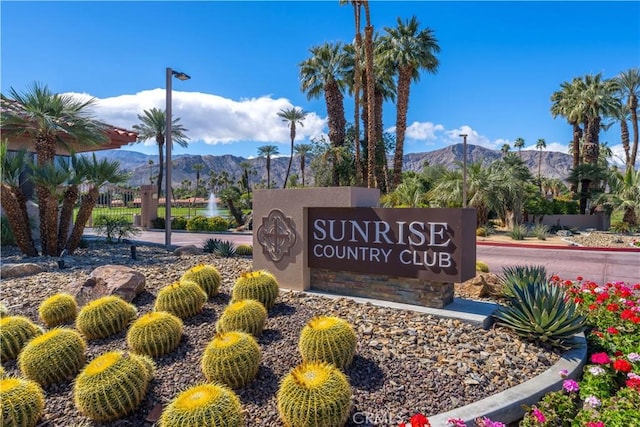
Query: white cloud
[[65, 89, 327, 148], [403, 121, 444, 140]]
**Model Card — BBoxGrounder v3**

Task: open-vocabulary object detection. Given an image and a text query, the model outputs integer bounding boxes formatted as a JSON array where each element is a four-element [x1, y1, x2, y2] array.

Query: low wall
[[539, 212, 610, 231], [310, 268, 454, 309]]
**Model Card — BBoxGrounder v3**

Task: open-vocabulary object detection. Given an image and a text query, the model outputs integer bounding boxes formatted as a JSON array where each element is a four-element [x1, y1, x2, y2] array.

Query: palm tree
[[66, 154, 128, 253], [56, 154, 86, 253], [132, 107, 189, 198], [580, 73, 619, 165], [192, 163, 205, 197], [239, 161, 253, 194], [363, 0, 376, 189], [30, 162, 70, 255], [0, 144, 38, 256], [1, 82, 108, 256], [551, 78, 586, 174], [148, 159, 155, 185], [609, 103, 632, 168], [536, 138, 546, 192], [381, 16, 440, 188], [257, 145, 279, 189], [501, 143, 511, 157], [294, 143, 312, 186], [513, 137, 525, 158], [567, 163, 607, 215], [608, 168, 640, 227], [277, 107, 307, 189], [615, 68, 640, 169]]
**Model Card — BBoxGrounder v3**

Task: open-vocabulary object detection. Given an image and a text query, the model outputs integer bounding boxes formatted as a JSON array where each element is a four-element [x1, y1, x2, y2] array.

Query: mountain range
[[90, 144, 573, 189]]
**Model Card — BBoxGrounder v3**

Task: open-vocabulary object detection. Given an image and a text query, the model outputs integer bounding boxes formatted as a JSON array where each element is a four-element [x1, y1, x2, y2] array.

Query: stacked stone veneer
[[310, 269, 453, 309]]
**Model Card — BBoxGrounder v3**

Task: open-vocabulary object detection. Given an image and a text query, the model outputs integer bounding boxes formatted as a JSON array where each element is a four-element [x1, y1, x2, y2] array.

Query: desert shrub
[[203, 238, 222, 254], [532, 223, 549, 240], [214, 240, 236, 257], [501, 265, 549, 298], [207, 216, 230, 232], [235, 244, 253, 256], [186, 216, 209, 232], [151, 217, 165, 229], [475, 261, 490, 273], [171, 216, 188, 230], [509, 223, 529, 240], [610, 221, 632, 234], [94, 215, 140, 243]]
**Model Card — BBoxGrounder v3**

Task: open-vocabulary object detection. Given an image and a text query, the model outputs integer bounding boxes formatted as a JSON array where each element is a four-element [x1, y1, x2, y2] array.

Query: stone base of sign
[[310, 268, 454, 309]]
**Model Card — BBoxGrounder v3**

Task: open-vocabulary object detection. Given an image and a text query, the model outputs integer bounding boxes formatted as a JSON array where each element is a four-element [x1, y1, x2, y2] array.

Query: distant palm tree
[[615, 68, 640, 169], [294, 143, 313, 186], [192, 163, 205, 197], [132, 107, 189, 198], [513, 137, 525, 158], [381, 16, 440, 188], [551, 78, 586, 176], [277, 107, 307, 189], [257, 145, 279, 189], [148, 159, 155, 185], [239, 161, 253, 194], [608, 168, 640, 227], [501, 143, 511, 157], [536, 138, 546, 192]]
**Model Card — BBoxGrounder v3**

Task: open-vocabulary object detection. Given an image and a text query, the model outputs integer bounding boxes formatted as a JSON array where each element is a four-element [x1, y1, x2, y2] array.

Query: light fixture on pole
[[459, 133, 468, 208], [165, 68, 191, 250]]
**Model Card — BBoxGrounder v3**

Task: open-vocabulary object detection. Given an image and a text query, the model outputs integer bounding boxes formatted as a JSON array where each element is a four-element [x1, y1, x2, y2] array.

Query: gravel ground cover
[[0, 240, 574, 427]]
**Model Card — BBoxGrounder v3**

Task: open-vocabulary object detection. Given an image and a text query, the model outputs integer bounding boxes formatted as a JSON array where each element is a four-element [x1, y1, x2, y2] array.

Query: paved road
[[87, 229, 639, 285]]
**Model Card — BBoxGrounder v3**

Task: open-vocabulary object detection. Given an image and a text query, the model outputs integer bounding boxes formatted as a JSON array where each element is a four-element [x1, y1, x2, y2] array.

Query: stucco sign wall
[[307, 207, 476, 282]]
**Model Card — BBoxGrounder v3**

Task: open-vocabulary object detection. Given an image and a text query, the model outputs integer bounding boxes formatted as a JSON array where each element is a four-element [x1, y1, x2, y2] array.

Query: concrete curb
[[304, 291, 588, 427]]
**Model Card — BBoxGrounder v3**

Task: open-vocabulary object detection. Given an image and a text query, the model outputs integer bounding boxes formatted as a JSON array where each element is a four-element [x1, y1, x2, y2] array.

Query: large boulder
[[173, 245, 201, 256], [0, 263, 44, 279], [66, 264, 145, 306], [455, 273, 503, 300]]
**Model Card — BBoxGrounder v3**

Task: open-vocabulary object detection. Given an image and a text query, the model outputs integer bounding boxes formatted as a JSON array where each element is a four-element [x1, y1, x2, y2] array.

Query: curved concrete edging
[[428, 335, 587, 426], [477, 240, 640, 253], [303, 291, 588, 427]]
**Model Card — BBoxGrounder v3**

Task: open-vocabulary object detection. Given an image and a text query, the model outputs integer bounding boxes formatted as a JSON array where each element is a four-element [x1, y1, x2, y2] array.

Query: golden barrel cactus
[[201, 331, 261, 389], [154, 280, 207, 319], [0, 376, 45, 427], [38, 293, 78, 327], [127, 311, 183, 357], [180, 264, 222, 298], [231, 270, 279, 310], [277, 361, 352, 427], [159, 383, 244, 427], [216, 299, 267, 337], [73, 350, 155, 422], [0, 316, 43, 362], [298, 316, 357, 370], [18, 327, 86, 386], [75, 295, 137, 340]]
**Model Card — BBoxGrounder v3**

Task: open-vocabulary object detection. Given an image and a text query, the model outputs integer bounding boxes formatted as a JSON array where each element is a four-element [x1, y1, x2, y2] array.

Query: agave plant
[[214, 240, 236, 258], [493, 280, 587, 350], [501, 265, 550, 298], [203, 238, 223, 254]]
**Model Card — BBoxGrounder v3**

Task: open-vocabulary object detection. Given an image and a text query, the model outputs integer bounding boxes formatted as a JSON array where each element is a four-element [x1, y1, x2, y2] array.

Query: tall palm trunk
[[583, 116, 601, 165], [266, 157, 271, 189], [352, 2, 363, 185], [57, 185, 79, 253], [1, 184, 38, 256], [630, 95, 639, 169], [374, 88, 386, 192], [620, 117, 631, 168], [363, 0, 376, 189], [43, 192, 59, 256], [300, 154, 306, 186], [570, 122, 583, 194], [66, 188, 99, 254], [34, 136, 57, 255], [157, 137, 165, 198], [392, 67, 412, 188], [284, 124, 296, 188]]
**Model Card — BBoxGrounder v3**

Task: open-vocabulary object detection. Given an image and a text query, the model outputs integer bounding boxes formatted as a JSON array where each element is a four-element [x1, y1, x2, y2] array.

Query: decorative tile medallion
[[257, 209, 297, 262]]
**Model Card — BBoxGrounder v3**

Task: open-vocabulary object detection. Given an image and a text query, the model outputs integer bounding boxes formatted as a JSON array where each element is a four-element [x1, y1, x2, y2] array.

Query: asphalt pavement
[[84, 229, 639, 285]]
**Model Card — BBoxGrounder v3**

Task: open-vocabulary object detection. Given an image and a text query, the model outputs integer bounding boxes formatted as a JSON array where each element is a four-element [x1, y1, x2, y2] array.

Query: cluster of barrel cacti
[[73, 350, 155, 422], [0, 376, 46, 427], [76, 295, 137, 339], [154, 280, 207, 319]]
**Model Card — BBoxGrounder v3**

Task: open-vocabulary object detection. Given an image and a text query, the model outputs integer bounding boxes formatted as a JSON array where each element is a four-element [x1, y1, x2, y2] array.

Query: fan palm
[[30, 162, 70, 255], [66, 154, 128, 253], [1, 82, 108, 256], [257, 145, 279, 189], [536, 138, 546, 192], [608, 168, 640, 227], [615, 68, 640, 169], [132, 107, 189, 198], [501, 143, 511, 156], [192, 162, 205, 197], [277, 107, 307, 189], [513, 138, 525, 158], [551, 78, 586, 172], [56, 154, 86, 253], [580, 73, 620, 165], [294, 143, 312, 187], [0, 143, 38, 256], [380, 16, 440, 188], [567, 163, 608, 215]]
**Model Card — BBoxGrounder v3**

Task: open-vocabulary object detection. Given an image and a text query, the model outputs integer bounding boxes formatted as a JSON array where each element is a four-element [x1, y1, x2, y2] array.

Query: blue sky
[[2, 1, 638, 163]]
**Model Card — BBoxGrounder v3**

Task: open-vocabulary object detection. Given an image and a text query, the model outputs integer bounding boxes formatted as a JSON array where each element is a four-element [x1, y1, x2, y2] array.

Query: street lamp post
[[165, 67, 190, 250], [459, 133, 468, 208]]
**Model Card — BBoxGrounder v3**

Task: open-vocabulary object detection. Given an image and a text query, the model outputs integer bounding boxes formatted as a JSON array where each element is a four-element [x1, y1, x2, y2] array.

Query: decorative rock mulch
[[0, 242, 561, 426]]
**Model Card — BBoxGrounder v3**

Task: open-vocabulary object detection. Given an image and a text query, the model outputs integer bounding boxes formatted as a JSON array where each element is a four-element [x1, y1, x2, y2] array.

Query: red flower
[[626, 377, 640, 392], [621, 309, 636, 320], [590, 352, 611, 365], [576, 276, 583, 281], [606, 327, 619, 335], [613, 359, 633, 373], [574, 297, 583, 304], [614, 350, 623, 357], [551, 275, 560, 282], [606, 303, 619, 312], [409, 414, 431, 427], [596, 292, 610, 303], [588, 304, 599, 311]]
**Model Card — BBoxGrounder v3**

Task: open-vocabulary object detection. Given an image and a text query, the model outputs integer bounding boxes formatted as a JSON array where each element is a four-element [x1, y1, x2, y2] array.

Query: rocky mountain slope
[[90, 144, 573, 189]]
